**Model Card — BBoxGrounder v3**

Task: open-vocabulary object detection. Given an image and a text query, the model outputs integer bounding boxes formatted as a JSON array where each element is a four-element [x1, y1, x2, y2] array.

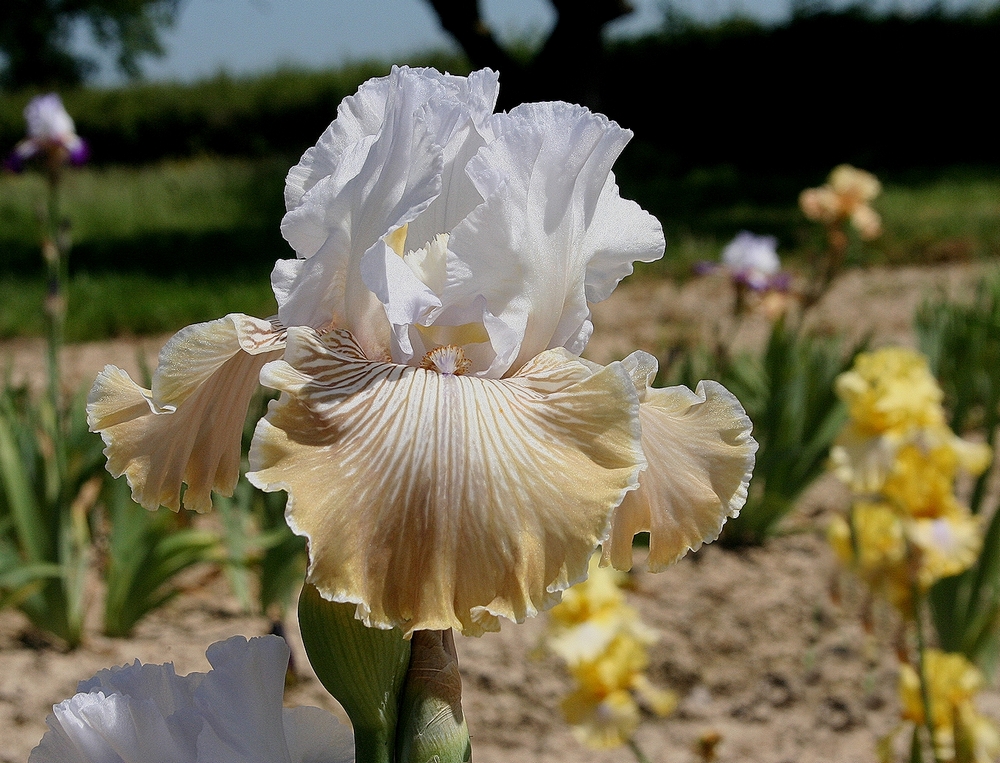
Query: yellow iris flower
[[549, 556, 676, 749], [899, 650, 1000, 763]]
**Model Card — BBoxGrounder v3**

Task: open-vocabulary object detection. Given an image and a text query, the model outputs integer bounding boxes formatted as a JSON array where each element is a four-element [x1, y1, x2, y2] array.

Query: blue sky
[[74, 0, 989, 85]]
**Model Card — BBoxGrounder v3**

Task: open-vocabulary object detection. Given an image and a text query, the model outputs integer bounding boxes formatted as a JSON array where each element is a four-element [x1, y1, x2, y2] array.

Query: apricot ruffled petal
[[604, 361, 757, 571], [87, 314, 284, 512], [248, 327, 643, 635]]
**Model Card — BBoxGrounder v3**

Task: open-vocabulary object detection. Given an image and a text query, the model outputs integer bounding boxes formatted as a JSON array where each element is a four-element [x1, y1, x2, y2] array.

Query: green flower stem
[[628, 737, 652, 763], [43, 169, 67, 486], [911, 579, 942, 763], [297, 584, 410, 763]]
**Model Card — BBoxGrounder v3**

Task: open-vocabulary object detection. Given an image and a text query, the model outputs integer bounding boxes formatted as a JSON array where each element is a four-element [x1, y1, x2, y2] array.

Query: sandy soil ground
[[1, 262, 997, 762]]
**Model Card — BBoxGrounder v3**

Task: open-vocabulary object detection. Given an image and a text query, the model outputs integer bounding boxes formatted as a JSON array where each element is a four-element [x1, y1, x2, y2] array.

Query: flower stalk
[[628, 738, 653, 763], [298, 584, 411, 763], [911, 576, 943, 763], [42, 166, 68, 484], [799, 164, 882, 308]]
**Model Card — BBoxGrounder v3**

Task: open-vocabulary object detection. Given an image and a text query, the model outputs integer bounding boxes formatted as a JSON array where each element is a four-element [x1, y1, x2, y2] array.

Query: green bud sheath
[[298, 583, 411, 763], [397, 630, 472, 763]]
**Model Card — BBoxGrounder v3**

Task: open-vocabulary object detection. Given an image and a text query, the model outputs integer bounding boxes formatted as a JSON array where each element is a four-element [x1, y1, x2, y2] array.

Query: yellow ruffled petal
[[87, 314, 285, 512], [948, 434, 993, 477], [562, 688, 640, 749], [603, 359, 757, 571], [631, 673, 678, 717], [899, 649, 993, 763], [909, 513, 983, 588], [247, 327, 643, 636], [829, 425, 902, 495]]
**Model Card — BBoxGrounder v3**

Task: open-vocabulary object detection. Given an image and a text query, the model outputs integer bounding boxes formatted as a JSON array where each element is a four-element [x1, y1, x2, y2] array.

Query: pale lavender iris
[[721, 231, 782, 290], [6, 93, 88, 172]]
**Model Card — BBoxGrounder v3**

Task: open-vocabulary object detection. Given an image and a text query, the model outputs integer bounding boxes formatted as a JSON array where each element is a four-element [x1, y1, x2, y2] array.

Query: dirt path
[[1, 262, 996, 762]]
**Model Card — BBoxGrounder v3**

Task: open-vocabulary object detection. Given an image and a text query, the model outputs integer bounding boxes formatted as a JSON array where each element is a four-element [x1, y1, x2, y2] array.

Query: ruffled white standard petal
[[248, 327, 644, 635], [197, 636, 353, 763], [444, 101, 664, 375], [193, 636, 297, 763], [79, 659, 202, 746], [29, 636, 354, 763], [284, 67, 498, 222], [87, 314, 285, 512], [603, 352, 757, 572], [25, 93, 77, 141], [276, 67, 499, 359]]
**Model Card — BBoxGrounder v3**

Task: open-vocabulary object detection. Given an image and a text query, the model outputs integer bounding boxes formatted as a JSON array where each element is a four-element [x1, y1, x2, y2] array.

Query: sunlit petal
[[603, 353, 757, 571], [829, 424, 903, 494], [29, 636, 353, 763], [446, 102, 664, 375], [278, 68, 499, 358], [248, 327, 643, 635], [87, 314, 284, 512], [31, 690, 190, 763]]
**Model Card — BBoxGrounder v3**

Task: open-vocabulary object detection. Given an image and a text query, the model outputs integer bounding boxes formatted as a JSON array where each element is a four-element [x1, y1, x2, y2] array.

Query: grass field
[[1, 156, 997, 341]]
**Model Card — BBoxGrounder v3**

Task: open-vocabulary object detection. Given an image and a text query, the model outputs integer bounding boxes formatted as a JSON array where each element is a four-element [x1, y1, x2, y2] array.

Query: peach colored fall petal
[[87, 314, 285, 512], [602, 352, 757, 572], [850, 204, 882, 240], [247, 326, 644, 635]]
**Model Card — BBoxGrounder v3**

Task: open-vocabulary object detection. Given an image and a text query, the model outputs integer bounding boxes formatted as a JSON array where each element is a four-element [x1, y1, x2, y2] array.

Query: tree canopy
[[425, 0, 633, 111], [0, 0, 180, 89]]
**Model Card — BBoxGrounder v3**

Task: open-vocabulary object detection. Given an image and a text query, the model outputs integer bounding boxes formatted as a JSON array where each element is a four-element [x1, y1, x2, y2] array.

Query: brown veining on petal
[[248, 327, 643, 635]]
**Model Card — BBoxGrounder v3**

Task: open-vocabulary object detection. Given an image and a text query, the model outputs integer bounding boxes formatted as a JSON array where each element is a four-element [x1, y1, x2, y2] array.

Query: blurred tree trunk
[[425, 0, 632, 110]]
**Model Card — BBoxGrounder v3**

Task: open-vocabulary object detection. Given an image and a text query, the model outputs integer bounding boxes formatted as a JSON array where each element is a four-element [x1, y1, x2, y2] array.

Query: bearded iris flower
[[828, 347, 992, 614], [899, 650, 1000, 763], [720, 231, 784, 291], [799, 164, 881, 240], [89, 66, 756, 637], [6, 93, 88, 172], [548, 555, 677, 750]]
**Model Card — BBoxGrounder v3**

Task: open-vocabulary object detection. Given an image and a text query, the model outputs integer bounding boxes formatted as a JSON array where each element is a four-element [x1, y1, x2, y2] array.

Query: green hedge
[[3, 8, 998, 175], [0, 54, 469, 165]]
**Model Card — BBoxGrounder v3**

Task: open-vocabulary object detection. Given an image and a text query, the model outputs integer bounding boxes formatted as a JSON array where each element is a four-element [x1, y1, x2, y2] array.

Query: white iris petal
[[87, 66, 756, 635], [29, 636, 353, 763], [276, 68, 500, 358], [447, 101, 665, 376]]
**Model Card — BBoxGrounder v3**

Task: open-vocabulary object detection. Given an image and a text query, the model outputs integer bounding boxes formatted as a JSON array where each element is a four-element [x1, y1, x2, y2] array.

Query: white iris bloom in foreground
[[88, 67, 757, 636], [29, 635, 353, 763]]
